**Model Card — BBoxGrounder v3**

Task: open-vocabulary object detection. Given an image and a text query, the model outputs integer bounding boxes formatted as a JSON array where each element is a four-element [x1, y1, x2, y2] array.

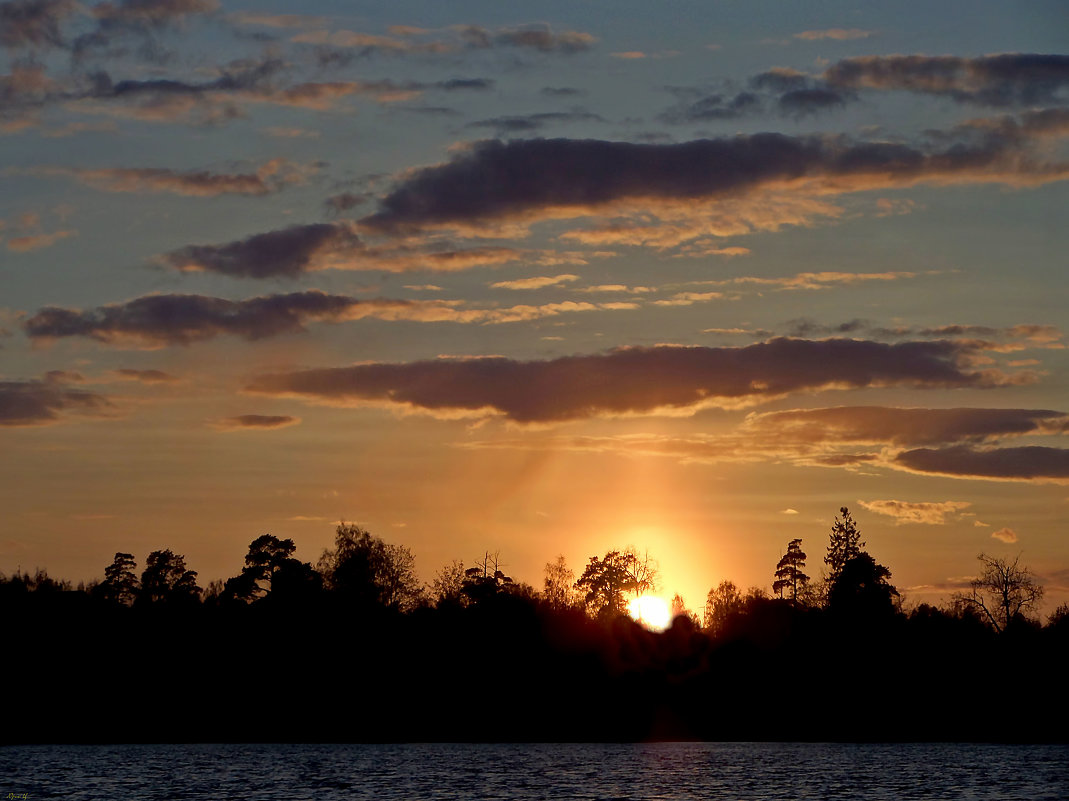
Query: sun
[[628, 595, 672, 631]]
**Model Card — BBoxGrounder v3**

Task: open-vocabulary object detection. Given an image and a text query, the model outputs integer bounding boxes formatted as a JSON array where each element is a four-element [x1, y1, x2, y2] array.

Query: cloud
[[110, 368, 178, 383], [745, 406, 1067, 447], [163, 222, 592, 277], [213, 414, 300, 430], [778, 318, 1064, 349], [0, 373, 111, 426], [489, 274, 579, 290], [781, 508, 799, 515], [23, 290, 635, 347], [24, 290, 397, 346], [651, 291, 723, 306], [361, 129, 1069, 235], [0, 0, 78, 49], [164, 223, 362, 278], [894, 445, 1069, 482], [245, 337, 1024, 423], [466, 111, 604, 135], [991, 527, 1019, 543], [659, 91, 762, 123], [794, 29, 874, 41], [91, 0, 219, 28], [325, 192, 367, 214], [777, 87, 849, 116], [291, 22, 594, 58], [227, 11, 325, 29], [858, 499, 972, 524], [720, 271, 920, 292], [22, 158, 311, 196], [6, 228, 75, 251], [458, 24, 595, 54], [823, 53, 1069, 107], [76, 59, 492, 121], [291, 29, 425, 54]]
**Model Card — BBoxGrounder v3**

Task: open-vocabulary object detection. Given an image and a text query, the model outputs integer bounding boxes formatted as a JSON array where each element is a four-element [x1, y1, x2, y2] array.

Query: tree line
[[6, 507, 1057, 632], [3, 507, 1066, 744]]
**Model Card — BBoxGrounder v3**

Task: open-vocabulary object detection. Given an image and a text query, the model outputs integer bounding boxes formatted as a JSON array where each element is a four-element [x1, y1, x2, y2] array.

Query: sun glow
[[628, 595, 672, 631]]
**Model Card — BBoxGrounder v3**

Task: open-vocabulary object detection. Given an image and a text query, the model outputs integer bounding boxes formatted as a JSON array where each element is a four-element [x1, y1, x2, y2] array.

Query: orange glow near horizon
[[628, 595, 672, 631]]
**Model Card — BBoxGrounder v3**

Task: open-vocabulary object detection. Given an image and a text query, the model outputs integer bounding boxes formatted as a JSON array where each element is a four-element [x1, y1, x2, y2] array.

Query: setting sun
[[628, 595, 672, 631]]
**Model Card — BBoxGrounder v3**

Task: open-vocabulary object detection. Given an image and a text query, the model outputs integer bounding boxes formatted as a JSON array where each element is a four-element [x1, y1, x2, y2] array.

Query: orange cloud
[[858, 499, 972, 524], [991, 527, 1019, 543]]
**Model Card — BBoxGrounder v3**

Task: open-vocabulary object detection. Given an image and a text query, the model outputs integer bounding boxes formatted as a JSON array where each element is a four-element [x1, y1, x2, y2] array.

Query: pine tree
[[824, 506, 864, 583], [772, 538, 809, 603]]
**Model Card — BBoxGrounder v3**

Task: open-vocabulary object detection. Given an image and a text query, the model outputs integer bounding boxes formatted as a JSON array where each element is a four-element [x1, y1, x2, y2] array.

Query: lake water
[[3, 742, 1067, 800]]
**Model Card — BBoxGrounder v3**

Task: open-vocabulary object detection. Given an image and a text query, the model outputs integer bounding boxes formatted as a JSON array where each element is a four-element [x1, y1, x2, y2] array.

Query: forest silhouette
[[4, 508, 1067, 744]]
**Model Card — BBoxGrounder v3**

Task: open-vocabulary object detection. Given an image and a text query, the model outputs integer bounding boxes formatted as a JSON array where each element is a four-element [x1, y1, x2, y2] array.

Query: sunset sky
[[2, 0, 1067, 615]]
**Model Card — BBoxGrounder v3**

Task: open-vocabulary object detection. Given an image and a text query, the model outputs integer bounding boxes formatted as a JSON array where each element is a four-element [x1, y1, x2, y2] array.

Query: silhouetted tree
[[0, 568, 71, 595], [462, 551, 516, 605], [827, 553, 898, 621], [703, 580, 743, 636], [244, 535, 296, 588], [542, 555, 579, 611], [318, 523, 423, 611], [575, 549, 656, 620], [956, 552, 1044, 633], [670, 593, 699, 626], [773, 538, 810, 603], [95, 552, 139, 605], [431, 559, 467, 607], [825, 507, 864, 585], [223, 534, 312, 603], [138, 550, 200, 605]]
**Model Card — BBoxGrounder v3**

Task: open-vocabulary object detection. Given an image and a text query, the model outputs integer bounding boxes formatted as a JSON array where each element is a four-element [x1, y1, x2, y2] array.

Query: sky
[[2, 0, 1068, 615]]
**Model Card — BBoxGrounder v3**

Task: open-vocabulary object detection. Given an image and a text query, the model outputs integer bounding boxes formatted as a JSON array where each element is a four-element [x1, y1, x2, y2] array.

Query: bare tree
[[956, 552, 1044, 632], [542, 555, 579, 611]]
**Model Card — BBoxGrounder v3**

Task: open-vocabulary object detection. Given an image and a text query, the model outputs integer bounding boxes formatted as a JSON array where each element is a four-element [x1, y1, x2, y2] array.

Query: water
[[2, 743, 1067, 800]]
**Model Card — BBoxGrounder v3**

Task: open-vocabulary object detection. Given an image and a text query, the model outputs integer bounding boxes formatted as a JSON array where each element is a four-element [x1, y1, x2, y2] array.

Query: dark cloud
[[751, 69, 810, 93], [92, 55, 285, 99], [111, 368, 178, 382], [458, 24, 595, 54], [23, 290, 368, 346], [824, 53, 1069, 107], [245, 338, 1022, 423], [25, 159, 309, 196], [745, 406, 1068, 447], [92, 0, 219, 29], [325, 192, 367, 214], [437, 78, 493, 91], [660, 91, 761, 124], [895, 445, 1069, 481], [164, 223, 362, 278], [215, 414, 299, 430], [778, 87, 848, 116], [361, 131, 1068, 233], [23, 290, 629, 345], [0, 0, 77, 49], [785, 318, 869, 337], [466, 110, 604, 134], [0, 374, 111, 426], [784, 318, 1063, 347], [541, 86, 583, 97]]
